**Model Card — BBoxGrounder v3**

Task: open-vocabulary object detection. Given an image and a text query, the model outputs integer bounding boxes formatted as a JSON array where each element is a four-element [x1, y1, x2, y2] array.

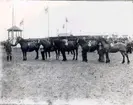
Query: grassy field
[[1, 47, 133, 105]]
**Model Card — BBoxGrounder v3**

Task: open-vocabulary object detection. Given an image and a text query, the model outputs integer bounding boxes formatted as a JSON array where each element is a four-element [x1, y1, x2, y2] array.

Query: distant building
[[57, 33, 74, 39], [58, 33, 73, 37]]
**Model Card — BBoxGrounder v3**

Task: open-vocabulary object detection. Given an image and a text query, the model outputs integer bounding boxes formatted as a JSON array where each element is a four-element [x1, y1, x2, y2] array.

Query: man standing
[[4, 39, 15, 61]]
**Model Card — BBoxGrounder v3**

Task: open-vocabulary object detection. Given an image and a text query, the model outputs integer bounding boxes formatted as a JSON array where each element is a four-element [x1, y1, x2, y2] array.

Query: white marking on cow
[[110, 43, 114, 47], [40, 45, 44, 51], [28, 43, 31, 46], [88, 41, 91, 47], [63, 39, 68, 46], [40, 45, 43, 48]]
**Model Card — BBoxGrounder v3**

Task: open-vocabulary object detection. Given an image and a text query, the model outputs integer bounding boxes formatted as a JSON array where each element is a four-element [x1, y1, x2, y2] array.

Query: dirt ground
[[1, 47, 133, 105]]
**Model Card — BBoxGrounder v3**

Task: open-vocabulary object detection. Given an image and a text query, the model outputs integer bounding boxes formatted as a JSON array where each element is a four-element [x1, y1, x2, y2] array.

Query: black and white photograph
[[0, 0, 133, 105]]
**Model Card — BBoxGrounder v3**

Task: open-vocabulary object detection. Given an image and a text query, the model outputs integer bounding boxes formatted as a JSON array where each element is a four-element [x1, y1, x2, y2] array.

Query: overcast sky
[[0, 0, 133, 41]]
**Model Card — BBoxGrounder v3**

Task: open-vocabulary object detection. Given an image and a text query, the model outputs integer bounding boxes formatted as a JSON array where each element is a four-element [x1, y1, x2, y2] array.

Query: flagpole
[[12, 4, 14, 27], [57, 29, 59, 36], [45, 2, 50, 39], [11, 2, 14, 43], [48, 5, 49, 39], [23, 20, 24, 38], [66, 20, 67, 38]]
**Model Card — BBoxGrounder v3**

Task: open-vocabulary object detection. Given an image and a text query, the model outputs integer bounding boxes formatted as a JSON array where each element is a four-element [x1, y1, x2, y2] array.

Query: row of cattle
[[2, 36, 133, 64]]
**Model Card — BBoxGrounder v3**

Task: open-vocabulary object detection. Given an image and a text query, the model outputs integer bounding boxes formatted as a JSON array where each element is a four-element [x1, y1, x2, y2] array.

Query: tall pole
[[66, 18, 67, 39], [23, 20, 24, 38], [57, 29, 59, 36], [11, 3, 14, 44], [12, 4, 14, 27], [48, 5, 49, 39], [45, 0, 50, 39], [66, 21, 67, 35]]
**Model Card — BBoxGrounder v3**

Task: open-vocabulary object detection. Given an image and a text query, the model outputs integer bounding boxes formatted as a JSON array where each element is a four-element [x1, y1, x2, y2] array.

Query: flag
[[45, 6, 48, 14], [63, 24, 65, 29], [66, 18, 68, 22], [19, 19, 24, 26]]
